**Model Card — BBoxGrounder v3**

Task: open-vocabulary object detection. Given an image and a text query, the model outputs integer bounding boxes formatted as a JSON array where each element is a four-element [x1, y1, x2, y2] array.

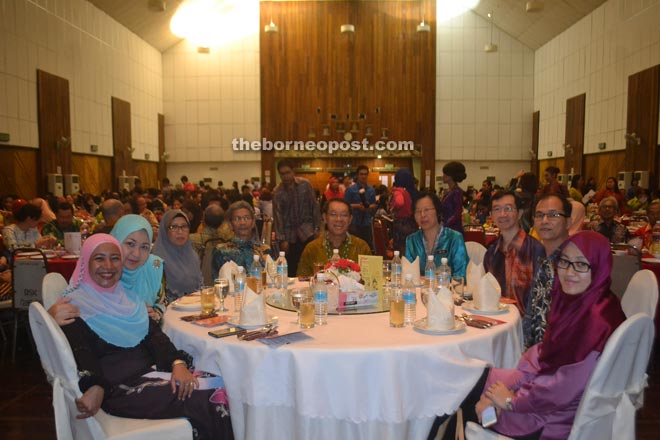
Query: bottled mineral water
[[425, 255, 436, 289], [248, 255, 262, 293], [314, 273, 328, 325], [402, 274, 416, 326], [330, 248, 340, 264], [391, 250, 402, 287], [233, 267, 246, 312], [437, 257, 451, 289], [276, 251, 288, 291]]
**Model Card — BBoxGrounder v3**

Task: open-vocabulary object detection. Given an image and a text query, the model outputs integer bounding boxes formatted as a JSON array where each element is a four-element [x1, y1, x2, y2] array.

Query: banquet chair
[[621, 269, 659, 318], [201, 238, 224, 286], [10, 247, 48, 362], [465, 242, 487, 265], [372, 218, 390, 257], [43, 272, 69, 311], [29, 302, 193, 440], [464, 313, 655, 440], [610, 244, 641, 299]]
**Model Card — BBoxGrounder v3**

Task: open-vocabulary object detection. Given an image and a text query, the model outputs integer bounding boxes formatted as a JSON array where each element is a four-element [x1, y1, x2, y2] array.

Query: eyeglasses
[[167, 224, 190, 231], [414, 207, 436, 216], [327, 212, 350, 219], [557, 257, 591, 273], [600, 205, 617, 210], [491, 206, 517, 214], [232, 215, 252, 222], [533, 211, 567, 220]]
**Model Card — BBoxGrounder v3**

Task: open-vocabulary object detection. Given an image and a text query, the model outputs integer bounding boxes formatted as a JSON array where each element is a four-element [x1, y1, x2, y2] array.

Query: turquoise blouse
[[405, 228, 468, 277]]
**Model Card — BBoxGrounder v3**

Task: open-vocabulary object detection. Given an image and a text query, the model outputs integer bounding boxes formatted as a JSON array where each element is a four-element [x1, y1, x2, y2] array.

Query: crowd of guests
[[0, 162, 648, 439]]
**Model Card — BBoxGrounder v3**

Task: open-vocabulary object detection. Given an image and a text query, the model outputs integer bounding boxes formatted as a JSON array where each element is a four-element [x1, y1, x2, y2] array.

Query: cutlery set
[[456, 314, 493, 329], [237, 324, 279, 341]]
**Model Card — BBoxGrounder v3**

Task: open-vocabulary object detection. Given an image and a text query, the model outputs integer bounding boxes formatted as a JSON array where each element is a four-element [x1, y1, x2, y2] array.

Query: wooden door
[[626, 65, 660, 189], [37, 70, 71, 195], [564, 94, 585, 175], [111, 97, 133, 190]]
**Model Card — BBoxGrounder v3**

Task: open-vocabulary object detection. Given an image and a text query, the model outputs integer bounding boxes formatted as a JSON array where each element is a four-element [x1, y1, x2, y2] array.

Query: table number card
[[359, 254, 383, 298]]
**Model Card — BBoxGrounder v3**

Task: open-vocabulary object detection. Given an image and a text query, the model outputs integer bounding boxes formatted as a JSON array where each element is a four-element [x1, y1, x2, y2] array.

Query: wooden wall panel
[[260, 0, 435, 184], [583, 151, 627, 187], [532, 111, 539, 177], [111, 97, 133, 188], [134, 160, 159, 189], [0, 146, 38, 199], [158, 113, 165, 185], [564, 94, 585, 175], [71, 153, 113, 195]]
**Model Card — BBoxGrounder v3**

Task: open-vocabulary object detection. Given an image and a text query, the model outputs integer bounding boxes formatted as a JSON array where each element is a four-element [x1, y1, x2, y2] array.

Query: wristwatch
[[504, 397, 513, 411]]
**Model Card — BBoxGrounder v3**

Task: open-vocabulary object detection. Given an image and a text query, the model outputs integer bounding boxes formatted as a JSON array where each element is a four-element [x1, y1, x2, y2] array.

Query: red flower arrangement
[[324, 259, 361, 282]]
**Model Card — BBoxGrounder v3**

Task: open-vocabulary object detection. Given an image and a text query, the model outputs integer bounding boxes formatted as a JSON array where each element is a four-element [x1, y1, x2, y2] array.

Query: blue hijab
[[65, 234, 149, 348], [110, 214, 163, 305]]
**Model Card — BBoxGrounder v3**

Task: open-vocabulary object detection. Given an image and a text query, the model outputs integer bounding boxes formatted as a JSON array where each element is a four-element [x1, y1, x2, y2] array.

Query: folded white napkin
[[239, 287, 266, 326], [64, 232, 81, 255], [473, 272, 501, 311], [219, 261, 239, 291], [427, 286, 455, 330], [402, 256, 420, 283], [264, 255, 275, 284], [338, 274, 365, 292], [466, 261, 485, 296]]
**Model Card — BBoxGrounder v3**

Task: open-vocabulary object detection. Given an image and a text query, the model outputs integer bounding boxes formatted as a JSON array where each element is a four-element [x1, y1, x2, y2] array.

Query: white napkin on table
[[473, 272, 501, 311], [219, 261, 239, 291], [264, 255, 275, 284], [427, 286, 455, 330], [239, 287, 266, 326], [338, 274, 365, 292], [402, 256, 420, 284], [465, 261, 485, 296]]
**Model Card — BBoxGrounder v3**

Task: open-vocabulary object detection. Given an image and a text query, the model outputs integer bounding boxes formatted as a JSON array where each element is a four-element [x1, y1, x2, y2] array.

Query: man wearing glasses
[[522, 193, 572, 349], [483, 191, 545, 315], [296, 198, 372, 277], [586, 196, 629, 244]]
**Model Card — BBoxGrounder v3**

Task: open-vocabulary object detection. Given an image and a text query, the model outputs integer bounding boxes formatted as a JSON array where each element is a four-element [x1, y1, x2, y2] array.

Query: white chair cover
[[28, 302, 193, 440], [42, 272, 69, 311], [621, 269, 659, 318], [465, 241, 487, 266], [465, 314, 655, 440]]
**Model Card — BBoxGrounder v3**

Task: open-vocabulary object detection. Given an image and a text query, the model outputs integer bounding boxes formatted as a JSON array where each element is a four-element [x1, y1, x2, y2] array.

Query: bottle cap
[[253, 255, 260, 261], [427, 255, 433, 261], [333, 249, 339, 254], [441, 257, 448, 264], [279, 251, 285, 256], [317, 273, 326, 280], [394, 250, 400, 256]]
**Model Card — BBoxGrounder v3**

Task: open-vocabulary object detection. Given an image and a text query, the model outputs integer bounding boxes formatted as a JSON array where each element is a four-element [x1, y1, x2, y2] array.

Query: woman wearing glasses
[[212, 201, 271, 273], [405, 192, 468, 277], [153, 209, 203, 302], [428, 231, 625, 439]]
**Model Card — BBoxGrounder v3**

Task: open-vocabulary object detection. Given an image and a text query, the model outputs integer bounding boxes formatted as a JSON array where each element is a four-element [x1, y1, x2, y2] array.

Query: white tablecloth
[[162, 291, 523, 440]]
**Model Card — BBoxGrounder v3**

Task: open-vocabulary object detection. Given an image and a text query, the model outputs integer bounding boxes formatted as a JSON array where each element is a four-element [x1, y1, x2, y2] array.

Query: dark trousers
[[286, 235, 315, 277], [349, 224, 374, 251], [427, 369, 541, 440]]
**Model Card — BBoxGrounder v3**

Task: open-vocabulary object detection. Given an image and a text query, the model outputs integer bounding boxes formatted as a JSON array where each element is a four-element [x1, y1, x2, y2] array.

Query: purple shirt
[[485, 344, 599, 440]]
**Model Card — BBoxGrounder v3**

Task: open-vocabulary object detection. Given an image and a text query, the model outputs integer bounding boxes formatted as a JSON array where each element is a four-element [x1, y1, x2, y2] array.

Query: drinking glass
[[382, 261, 392, 283], [289, 288, 306, 324], [313, 262, 325, 275], [299, 294, 315, 329], [214, 278, 230, 312], [389, 288, 404, 328], [266, 259, 278, 288], [452, 276, 465, 302], [200, 286, 215, 316]]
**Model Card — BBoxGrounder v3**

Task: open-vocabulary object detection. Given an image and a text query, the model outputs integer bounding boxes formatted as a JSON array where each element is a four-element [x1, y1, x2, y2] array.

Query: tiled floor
[[1, 331, 659, 439]]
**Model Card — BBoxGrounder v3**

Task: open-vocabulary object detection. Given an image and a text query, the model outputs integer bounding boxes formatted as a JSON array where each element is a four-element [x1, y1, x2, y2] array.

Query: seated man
[[297, 198, 372, 277], [211, 201, 270, 273], [190, 204, 225, 259], [633, 200, 660, 249], [41, 201, 81, 246], [587, 196, 629, 244], [483, 191, 545, 315], [92, 199, 124, 235]]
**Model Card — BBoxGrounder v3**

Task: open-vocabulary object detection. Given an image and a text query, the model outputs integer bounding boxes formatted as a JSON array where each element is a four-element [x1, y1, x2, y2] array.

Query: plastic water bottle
[[330, 248, 340, 264], [391, 251, 402, 287], [313, 273, 328, 325], [651, 221, 660, 257], [402, 274, 416, 326], [248, 255, 262, 293], [437, 257, 451, 289], [276, 251, 288, 291], [425, 255, 436, 289], [233, 267, 246, 312]]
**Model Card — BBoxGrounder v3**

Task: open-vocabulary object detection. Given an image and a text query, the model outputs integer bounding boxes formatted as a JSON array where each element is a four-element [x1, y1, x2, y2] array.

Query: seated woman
[[405, 192, 468, 277], [2, 200, 55, 251], [153, 210, 203, 302], [427, 231, 625, 440], [50, 214, 166, 325], [60, 234, 233, 439], [211, 201, 270, 273]]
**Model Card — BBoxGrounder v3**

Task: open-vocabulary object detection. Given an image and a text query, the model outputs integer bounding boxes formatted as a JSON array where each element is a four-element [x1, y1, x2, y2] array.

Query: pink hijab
[[68, 233, 124, 293]]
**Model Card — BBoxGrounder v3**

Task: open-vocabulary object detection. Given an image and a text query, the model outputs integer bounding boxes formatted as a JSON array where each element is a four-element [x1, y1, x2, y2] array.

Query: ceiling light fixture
[[526, 0, 544, 13], [484, 12, 498, 53], [341, 24, 355, 34]]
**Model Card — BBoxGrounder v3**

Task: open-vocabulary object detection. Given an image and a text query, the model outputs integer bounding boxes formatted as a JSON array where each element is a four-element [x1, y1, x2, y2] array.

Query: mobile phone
[[208, 327, 245, 338], [481, 406, 498, 428], [181, 312, 217, 322]]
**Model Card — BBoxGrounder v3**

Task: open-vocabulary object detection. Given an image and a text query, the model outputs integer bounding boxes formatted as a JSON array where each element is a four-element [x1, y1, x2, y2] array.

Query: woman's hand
[[48, 297, 81, 326], [75, 385, 104, 419], [485, 381, 515, 410], [475, 395, 496, 424], [146, 303, 160, 322], [171, 362, 198, 400]]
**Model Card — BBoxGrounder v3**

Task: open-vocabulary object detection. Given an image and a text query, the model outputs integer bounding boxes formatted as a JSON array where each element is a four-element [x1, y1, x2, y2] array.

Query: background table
[[47, 257, 77, 281], [163, 290, 523, 440]]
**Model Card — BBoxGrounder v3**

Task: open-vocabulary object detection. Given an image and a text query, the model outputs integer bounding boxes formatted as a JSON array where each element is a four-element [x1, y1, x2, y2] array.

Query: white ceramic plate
[[17, 251, 41, 257], [61, 255, 79, 260], [29, 255, 46, 260], [461, 301, 509, 315], [413, 318, 466, 335], [642, 257, 660, 264], [227, 315, 279, 330], [171, 295, 201, 311]]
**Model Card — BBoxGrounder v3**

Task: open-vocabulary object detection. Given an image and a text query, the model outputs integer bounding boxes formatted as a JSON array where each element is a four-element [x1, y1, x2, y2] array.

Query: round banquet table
[[162, 289, 523, 440]]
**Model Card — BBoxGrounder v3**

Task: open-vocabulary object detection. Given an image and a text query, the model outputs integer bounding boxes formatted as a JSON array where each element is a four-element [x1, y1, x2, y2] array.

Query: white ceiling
[[87, 0, 608, 52]]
